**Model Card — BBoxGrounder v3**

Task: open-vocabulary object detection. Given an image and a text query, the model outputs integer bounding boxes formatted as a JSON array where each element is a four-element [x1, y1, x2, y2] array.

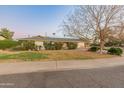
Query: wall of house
[[77, 42, 85, 48], [62, 42, 68, 49], [35, 41, 45, 50]]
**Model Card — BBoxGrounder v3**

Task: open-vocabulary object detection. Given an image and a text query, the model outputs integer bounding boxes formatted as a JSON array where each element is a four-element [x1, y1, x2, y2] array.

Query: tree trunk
[[100, 39, 104, 54], [99, 31, 105, 54]]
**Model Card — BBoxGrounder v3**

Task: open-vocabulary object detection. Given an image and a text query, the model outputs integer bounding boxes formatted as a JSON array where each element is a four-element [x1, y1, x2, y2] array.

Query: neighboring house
[[0, 35, 6, 40], [19, 35, 87, 50]]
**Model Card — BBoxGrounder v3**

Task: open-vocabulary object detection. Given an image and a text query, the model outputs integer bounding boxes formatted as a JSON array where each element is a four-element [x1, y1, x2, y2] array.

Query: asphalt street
[[1, 65, 124, 88]]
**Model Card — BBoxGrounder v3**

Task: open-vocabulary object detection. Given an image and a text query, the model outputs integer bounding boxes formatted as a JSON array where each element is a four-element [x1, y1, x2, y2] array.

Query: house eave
[[18, 37, 83, 42]]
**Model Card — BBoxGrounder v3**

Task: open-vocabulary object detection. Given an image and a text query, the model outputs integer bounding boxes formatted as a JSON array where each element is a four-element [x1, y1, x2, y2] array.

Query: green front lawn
[[0, 52, 48, 61]]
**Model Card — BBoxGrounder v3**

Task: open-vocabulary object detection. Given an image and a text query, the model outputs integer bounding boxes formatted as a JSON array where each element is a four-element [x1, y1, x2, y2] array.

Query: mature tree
[[107, 16, 124, 46], [62, 5, 124, 53], [0, 28, 14, 40], [116, 20, 124, 44]]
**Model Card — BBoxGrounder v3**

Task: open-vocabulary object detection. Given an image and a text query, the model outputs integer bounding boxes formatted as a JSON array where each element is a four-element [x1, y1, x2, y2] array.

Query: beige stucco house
[[19, 35, 86, 50]]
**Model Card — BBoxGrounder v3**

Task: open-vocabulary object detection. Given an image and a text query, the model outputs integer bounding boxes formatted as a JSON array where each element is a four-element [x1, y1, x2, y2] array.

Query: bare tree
[[116, 18, 124, 44], [62, 5, 124, 53], [108, 14, 124, 46]]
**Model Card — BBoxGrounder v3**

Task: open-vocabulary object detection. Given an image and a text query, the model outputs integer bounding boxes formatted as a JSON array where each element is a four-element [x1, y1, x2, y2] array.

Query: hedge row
[[43, 42, 78, 50], [0, 40, 78, 50], [43, 42, 63, 50], [67, 42, 78, 50], [0, 40, 19, 50]]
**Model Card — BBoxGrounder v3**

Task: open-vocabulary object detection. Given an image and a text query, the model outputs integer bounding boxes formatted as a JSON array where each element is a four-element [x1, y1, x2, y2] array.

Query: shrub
[[43, 42, 63, 50], [0, 40, 19, 50], [108, 47, 123, 56], [54, 42, 63, 50], [88, 46, 99, 52], [20, 40, 35, 50], [43, 42, 51, 50], [67, 42, 77, 50]]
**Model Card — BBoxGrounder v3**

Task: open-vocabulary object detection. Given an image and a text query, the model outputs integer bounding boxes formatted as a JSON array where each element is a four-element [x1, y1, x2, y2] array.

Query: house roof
[[18, 35, 83, 42]]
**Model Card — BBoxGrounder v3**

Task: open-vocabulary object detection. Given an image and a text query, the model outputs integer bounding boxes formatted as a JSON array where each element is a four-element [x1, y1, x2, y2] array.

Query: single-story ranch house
[[18, 35, 87, 50]]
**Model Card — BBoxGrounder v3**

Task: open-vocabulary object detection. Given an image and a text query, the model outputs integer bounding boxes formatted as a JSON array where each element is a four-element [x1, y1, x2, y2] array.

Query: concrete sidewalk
[[0, 56, 124, 75]]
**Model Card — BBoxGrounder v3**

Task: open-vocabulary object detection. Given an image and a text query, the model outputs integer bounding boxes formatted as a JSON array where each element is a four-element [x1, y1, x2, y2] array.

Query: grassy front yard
[[0, 52, 48, 61], [0, 50, 114, 62]]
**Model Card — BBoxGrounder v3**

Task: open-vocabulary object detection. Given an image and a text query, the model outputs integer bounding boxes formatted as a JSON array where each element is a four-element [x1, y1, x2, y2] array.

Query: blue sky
[[0, 5, 73, 38]]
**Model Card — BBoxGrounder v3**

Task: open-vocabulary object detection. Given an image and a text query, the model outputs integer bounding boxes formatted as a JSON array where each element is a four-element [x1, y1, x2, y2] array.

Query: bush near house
[[54, 42, 63, 50], [43, 42, 63, 50], [20, 40, 35, 50], [88, 46, 100, 52], [43, 42, 52, 50], [108, 47, 123, 56], [0, 40, 19, 50], [67, 42, 78, 49]]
